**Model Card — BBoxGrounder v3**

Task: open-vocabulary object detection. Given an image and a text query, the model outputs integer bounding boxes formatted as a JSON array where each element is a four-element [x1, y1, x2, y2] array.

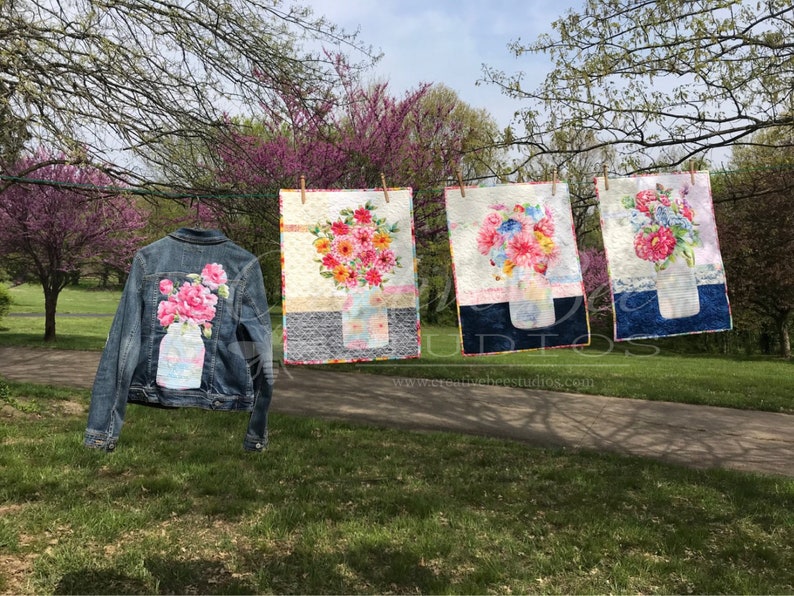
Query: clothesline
[[1, 162, 792, 200]]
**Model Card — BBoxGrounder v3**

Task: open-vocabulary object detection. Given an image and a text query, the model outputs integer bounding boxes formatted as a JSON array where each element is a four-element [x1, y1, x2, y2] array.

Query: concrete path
[[1, 346, 792, 478]]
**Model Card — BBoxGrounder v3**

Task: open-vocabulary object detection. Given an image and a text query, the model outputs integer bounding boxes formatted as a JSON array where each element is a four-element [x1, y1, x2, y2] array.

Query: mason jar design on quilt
[[311, 201, 401, 350], [622, 184, 702, 319], [155, 264, 229, 389], [477, 202, 559, 329]]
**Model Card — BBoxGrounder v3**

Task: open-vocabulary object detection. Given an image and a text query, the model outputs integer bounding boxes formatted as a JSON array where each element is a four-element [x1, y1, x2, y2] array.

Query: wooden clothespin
[[380, 172, 390, 203], [456, 168, 466, 198], [602, 163, 609, 190], [689, 160, 695, 185], [300, 175, 306, 204], [552, 168, 558, 196]]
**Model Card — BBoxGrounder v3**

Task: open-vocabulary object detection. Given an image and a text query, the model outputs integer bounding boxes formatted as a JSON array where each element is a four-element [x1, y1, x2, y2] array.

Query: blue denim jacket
[[84, 228, 274, 452]]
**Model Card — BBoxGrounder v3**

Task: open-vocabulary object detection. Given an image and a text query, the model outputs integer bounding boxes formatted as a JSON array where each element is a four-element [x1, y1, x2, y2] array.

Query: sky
[[306, 0, 585, 132]]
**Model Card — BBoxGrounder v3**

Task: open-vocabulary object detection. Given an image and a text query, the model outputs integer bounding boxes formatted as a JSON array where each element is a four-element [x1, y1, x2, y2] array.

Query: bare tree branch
[[0, 0, 378, 189], [484, 0, 794, 173]]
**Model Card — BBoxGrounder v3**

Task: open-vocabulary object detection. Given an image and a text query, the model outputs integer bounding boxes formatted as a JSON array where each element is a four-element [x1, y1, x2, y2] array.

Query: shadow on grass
[[54, 558, 255, 595]]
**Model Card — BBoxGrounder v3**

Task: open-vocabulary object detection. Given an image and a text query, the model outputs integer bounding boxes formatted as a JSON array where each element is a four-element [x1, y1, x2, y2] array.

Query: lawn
[[2, 283, 793, 413], [0, 284, 120, 351], [1, 382, 793, 594]]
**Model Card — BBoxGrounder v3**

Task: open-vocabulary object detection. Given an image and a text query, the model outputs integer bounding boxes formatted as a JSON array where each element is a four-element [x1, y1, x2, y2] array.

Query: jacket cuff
[[84, 429, 118, 452], [243, 433, 268, 452]]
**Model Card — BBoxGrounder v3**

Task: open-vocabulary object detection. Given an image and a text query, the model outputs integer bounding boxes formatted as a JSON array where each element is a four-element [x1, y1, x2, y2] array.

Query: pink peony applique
[[157, 263, 229, 338], [200, 263, 228, 291]]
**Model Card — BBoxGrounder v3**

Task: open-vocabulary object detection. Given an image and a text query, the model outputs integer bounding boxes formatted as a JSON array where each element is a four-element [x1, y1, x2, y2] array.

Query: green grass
[[2, 284, 794, 412], [0, 284, 119, 350], [344, 326, 794, 413], [0, 383, 792, 594], [4, 283, 122, 315]]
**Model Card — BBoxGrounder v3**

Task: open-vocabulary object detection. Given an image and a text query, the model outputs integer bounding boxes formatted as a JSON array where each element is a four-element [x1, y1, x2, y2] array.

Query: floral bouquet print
[[310, 201, 401, 290], [477, 202, 559, 328], [623, 183, 701, 272], [478, 202, 558, 275], [156, 263, 229, 389], [623, 183, 702, 319], [311, 201, 402, 349]]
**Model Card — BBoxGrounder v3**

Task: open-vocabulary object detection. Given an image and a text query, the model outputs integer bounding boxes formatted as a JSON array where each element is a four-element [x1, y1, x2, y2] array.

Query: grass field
[[1, 286, 794, 594], [1, 382, 792, 594], [2, 283, 793, 413]]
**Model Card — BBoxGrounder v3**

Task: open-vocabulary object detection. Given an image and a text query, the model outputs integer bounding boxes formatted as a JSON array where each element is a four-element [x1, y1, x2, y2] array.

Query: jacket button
[[212, 400, 221, 408], [255, 443, 262, 450]]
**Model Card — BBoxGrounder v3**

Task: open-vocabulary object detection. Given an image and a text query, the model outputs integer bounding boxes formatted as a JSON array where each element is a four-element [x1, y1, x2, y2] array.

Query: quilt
[[280, 188, 420, 364], [595, 171, 732, 340], [445, 182, 590, 356]]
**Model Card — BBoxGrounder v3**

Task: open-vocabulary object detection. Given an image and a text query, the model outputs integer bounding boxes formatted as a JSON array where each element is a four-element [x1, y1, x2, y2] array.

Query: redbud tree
[[0, 149, 148, 341], [215, 61, 503, 314]]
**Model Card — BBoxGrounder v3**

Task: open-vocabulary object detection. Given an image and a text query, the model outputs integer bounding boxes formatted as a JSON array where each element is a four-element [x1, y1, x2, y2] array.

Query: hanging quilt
[[445, 182, 590, 356], [595, 171, 732, 340], [280, 188, 420, 364]]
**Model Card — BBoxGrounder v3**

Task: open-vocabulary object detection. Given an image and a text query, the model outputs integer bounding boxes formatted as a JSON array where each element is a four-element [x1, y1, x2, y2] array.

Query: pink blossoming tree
[[215, 63, 502, 318], [580, 247, 612, 327], [0, 149, 148, 341]]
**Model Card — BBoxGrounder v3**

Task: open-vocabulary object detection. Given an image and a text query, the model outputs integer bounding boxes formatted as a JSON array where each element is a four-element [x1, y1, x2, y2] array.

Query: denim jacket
[[84, 228, 274, 452]]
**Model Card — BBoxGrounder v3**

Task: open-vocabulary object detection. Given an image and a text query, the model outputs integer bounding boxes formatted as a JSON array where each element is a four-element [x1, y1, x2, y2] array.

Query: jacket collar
[[168, 228, 228, 245]]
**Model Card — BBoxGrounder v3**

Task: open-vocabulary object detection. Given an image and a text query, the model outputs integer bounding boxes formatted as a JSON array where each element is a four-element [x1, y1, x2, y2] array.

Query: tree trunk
[[779, 320, 791, 360], [423, 283, 440, 324], [43, 286, 59, 343]]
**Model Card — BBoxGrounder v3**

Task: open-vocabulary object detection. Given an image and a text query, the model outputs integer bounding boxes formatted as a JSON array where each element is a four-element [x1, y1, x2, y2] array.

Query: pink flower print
[[506, 231, 545, 270], [477, 224, 502, 256], [634, 189, 658, 214], [369, 316, 389, 341], [175, 282, 217, 325], [344, 269, 359, 289], [357, 247, 377, 267], [353, 206, 373, 224], [157, 299, 179, 327], [534, 211, 555, 238], [346, 318, 365, 336], [365, 268, 383, 287], [352, 225, 374, 248], [483, 212, 503, 227], [634, 226, 677, 262], [200, 263, 227, 290], [331, 220, 350, 236], [160, 279, 174, 295], [322, 253, 341, 269], [375, 249, 397, 272], [369, 291, 386, 308]]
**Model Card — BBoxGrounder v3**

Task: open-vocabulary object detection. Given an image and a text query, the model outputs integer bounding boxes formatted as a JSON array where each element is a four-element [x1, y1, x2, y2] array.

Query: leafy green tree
[[485, 0, 794, 173], [514, 128, 615, 242], [714, 127, 793, 359], [0, 283, 10, 326]]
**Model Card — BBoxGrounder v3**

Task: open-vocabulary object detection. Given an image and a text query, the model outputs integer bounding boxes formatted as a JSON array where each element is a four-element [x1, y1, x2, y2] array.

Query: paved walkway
[[1, 346, 792, 478]]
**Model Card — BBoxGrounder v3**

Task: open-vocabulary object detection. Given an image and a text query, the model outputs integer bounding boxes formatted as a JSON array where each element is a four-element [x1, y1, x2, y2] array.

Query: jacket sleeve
[[83, 253, 144, 451], [237, 258, 275, 452]]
